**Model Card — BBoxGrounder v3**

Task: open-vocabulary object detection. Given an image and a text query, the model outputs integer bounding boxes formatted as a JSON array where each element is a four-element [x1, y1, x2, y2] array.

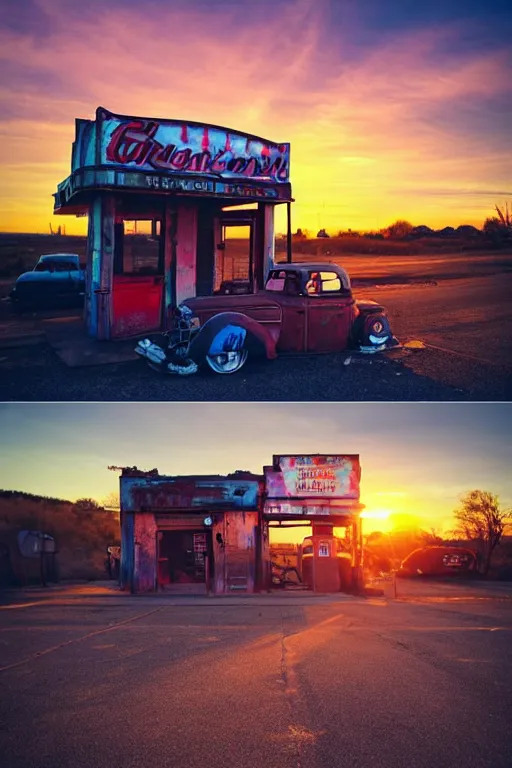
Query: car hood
[[181, 291, 283, 329], [181, 291, 279, 314]]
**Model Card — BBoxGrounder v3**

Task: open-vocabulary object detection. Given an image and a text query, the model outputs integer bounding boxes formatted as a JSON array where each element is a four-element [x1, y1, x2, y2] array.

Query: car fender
[[351, 301, 394, 347], [355, 299, 386, 315], [188, 311, 278, 362]]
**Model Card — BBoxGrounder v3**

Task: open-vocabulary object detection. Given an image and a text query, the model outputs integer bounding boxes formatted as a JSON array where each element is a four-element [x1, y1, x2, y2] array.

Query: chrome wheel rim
[[206, 349, 249, 374]]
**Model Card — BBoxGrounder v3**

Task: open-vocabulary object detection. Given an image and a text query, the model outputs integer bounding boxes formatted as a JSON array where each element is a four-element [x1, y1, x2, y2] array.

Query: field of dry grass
[[0, 491, 120, 582], [0, 232, 508, 297], [0, 234, 87, 279], [276, 233, 486, 257]]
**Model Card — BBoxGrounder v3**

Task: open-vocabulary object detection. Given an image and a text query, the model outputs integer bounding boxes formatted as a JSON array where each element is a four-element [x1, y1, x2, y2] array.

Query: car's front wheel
[[205, 349, 249, 374]]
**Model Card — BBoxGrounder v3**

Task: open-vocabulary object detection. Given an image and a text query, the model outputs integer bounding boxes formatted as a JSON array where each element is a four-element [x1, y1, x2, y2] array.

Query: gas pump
[[309, 524, 341, 593]]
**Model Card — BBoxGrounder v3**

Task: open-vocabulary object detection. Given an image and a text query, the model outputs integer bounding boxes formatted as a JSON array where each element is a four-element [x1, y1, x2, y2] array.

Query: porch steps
[[228, 576, 249, 592]]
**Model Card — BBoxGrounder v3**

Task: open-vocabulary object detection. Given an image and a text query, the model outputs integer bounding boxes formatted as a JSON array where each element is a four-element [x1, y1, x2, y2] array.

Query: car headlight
[[177, 304, 200, 328]]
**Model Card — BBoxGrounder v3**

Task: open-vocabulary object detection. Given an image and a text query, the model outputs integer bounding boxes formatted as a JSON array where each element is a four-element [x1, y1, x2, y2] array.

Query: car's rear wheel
[[205, 349, 249, 374]]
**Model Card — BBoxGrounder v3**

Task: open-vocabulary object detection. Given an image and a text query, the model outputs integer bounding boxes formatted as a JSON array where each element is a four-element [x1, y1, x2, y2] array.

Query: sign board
[[265, 455, 360, 501], [70, 108, 290, 184], [264, 502, 355, 517], [55, 169, 286, 212], [17, 530, 56, 558], [55, 108, 292, 211]]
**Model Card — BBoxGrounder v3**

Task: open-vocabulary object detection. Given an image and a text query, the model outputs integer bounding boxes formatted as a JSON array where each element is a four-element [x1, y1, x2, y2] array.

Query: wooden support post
[[97, 195, 115, 340], [162, 200, 176, 326], [263, 203, 276, 280], [175, 204, 198, 305], [286, 201, 292, 263], [86, 194, 115, 340]]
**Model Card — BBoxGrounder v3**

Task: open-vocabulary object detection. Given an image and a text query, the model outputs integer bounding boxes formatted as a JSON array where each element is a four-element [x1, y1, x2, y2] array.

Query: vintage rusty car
[[9, 253, 85, 309], [135, 263, 398, 375]]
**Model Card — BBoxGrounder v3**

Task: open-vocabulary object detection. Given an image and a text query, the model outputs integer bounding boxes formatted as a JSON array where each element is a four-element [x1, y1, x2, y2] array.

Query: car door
[[267, 271, 307, 353], [305, 270, 353, 352], [275, 294, 307, 352]]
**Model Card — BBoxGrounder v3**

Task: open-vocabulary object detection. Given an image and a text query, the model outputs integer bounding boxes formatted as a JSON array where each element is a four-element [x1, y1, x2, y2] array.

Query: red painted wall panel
[[111, 275, 163, 338]]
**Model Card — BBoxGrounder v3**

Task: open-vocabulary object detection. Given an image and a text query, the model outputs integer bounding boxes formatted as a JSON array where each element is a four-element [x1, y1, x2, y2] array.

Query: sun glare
[[360, 509, 392, 520]]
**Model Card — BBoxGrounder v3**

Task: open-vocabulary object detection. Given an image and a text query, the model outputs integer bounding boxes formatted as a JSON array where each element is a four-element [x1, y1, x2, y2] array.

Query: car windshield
[[35, 260, 77, 272]]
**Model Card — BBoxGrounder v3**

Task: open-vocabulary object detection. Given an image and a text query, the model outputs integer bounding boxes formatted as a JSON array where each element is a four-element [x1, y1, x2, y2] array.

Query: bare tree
[[101, 491, 120, 512], [74, 497, 100, 511], [452, 490, 512, 576]]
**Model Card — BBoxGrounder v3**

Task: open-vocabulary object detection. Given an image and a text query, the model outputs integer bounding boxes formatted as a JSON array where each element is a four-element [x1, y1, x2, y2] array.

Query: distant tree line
[[280, 202, 512, 244]]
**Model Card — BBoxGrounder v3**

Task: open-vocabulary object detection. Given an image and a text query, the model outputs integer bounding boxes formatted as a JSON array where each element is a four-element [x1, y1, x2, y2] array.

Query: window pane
[[266, 277, 285, 292], [119, 220, 162, 275], [319, 272, 342, 292], [215, 223, 252, 290]]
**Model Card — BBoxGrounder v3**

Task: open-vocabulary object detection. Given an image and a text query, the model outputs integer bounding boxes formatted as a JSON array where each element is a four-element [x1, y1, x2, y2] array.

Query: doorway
[[157, 530, 213, 591], [214, 211, 256, 293], [111, 218, 165, 337]]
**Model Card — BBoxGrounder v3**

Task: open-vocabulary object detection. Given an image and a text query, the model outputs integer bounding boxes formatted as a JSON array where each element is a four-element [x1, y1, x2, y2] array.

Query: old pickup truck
[[136, 262, 398, 375]]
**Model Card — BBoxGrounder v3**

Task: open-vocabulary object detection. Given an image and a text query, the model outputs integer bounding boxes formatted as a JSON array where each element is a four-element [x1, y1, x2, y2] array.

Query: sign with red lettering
[[99, 109, 290, 184], [265, 455, 360, 500]]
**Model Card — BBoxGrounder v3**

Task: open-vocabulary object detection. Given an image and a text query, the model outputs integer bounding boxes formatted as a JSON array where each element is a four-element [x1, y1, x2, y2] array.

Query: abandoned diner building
[[53, 106, 293, 340], [118, 454, 365, 595]]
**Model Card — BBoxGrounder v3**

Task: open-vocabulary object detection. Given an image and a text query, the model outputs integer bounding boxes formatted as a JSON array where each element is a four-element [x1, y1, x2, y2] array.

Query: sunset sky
[[1, 0, 511, 235], [1, 402, 510, 542]]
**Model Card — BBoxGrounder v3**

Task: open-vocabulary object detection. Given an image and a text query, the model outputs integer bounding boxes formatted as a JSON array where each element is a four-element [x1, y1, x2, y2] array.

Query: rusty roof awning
[[53, 167, 293, 215]]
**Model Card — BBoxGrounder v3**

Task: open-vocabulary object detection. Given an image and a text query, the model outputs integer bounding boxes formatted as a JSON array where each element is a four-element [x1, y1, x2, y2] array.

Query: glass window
[[265, 276, 286, 292], [320, 272, 342, 292], [265, 270, 300, 293], [306, 271, 342, 295], [114, 219, 163, 276]]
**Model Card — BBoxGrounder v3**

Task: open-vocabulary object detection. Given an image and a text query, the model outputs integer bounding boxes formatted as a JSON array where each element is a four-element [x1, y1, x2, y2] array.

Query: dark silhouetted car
[[397, 546, 478, 578], [136, 263, 398, 375], [9, 253, 85, 309]]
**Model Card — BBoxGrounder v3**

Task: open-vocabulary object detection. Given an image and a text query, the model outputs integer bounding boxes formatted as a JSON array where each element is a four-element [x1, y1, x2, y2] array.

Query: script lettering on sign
[[102, 117, 290, 183]]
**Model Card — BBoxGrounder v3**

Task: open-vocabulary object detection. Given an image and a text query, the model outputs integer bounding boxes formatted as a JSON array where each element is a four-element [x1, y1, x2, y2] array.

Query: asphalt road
[[1, 581, 511, 768]]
